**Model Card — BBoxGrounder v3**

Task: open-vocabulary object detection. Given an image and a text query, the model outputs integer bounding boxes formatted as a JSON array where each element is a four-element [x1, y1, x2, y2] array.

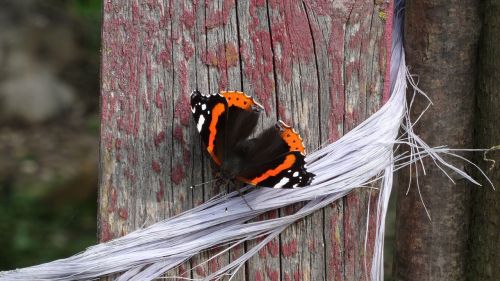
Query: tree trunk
[[98, 0, 391, 279], [394, 0, 480, 280], [467, 0, 500, 280]]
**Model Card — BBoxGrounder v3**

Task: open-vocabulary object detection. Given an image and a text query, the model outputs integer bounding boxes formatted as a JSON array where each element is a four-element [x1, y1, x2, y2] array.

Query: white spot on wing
[[274, 177, 290, 188], [197, 115, 205, 132], [201, 104, 207, 110], [191, 106, 196, 113], [293, 171, 299, 177]]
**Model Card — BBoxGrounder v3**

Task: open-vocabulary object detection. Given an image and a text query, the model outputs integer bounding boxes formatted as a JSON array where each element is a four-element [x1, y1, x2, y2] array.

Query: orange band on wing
[[221, 91, 262, 110], [278, 121, 306, 154], [207, 103, 226, 165], [247, 154, 296, 185]]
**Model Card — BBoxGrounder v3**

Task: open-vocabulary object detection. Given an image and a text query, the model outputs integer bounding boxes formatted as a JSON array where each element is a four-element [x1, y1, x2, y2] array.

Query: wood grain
[[394, 0, 480, 280], [468, 1, 500, 280], [99, 0, 391, 279]]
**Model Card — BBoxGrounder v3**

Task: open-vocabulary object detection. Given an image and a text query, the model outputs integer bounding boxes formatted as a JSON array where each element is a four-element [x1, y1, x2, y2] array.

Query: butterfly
[[190, 90, 314, 188]]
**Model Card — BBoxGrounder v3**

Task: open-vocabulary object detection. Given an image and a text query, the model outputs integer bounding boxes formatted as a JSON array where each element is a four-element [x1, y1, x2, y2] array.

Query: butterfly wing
[[236, 122, 315, 188], [190, 90, 262, 167], [191, 90, 227, 165]]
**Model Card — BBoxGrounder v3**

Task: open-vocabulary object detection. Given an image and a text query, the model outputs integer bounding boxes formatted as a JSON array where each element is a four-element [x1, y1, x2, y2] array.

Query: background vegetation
[[0, 0, 101, 269]]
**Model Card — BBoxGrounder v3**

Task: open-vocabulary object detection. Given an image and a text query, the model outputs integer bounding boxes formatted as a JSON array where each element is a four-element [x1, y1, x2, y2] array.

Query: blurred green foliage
[[0, 184, 97, 269], [0, 0, 101, 270], [70, 0, 102, 51]]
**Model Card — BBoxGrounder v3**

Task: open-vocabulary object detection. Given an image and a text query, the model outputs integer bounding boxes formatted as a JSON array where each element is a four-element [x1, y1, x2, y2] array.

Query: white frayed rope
[[0, 1, 489, 280]]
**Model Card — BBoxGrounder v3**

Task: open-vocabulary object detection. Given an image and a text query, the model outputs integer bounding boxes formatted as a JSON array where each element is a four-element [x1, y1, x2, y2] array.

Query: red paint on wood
[[328, 26, 347, 140], [123, 168, 137, 183], [343, 192, 361, 278], [284, 272, 291, 281], [158, 45, 172, 66], [178, 60, 189, 95], [293, 269, 301, 281], [251, 0, 266, 8], [101, 93, 109, 127], [255, 270, 263, 281], [108, 187, 117, 213], [224, 43, 240, 67], [234, 243, 243, 251], [240, 40, 274, 112], [156, 189, 164, 202], [283, 205, 295, 216], [103, 134, 113, 151], [195, 266, 206, 277], [100, 221, 113, 242], [115, 138, 122, 150], [132, 2, 140, 23], [273, 2, 313, 62], [182, 147, 191, 164], [173, 125, 185, 144], [118, 208, 129, 219], [267, 211, 277, 219], [171, 164, 185, 184], [103, 0, 113, 13], [209, 258, 218, 273], [365, 191, 378, 273], [178, 264, 188, 278], [328, 212, 343, 280], [145, 54, 153, 87], [320, 0, 355, 140], [155, 83, 164, 109], [133, 110, 140, 138], [202, 42, 239, 90], [181, 9, 196, 29], [268, 239, 279, 257], [205, 1, 235, 29], [282, 239, 298, 257], [156, 180, 165, 202], [154, 131, 166, 146], [151, 160, 161, 173], [382, 0, 394, 103], [266, 267, 279, 281], [308, 240, 316, 252], [258, 247, 268, 259], [174, 92, 191, 126], [182, 39, 194, 60]]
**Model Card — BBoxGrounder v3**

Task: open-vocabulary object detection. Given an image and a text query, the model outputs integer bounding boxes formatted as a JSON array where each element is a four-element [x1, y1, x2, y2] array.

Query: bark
[[98, 0, 391, 279], [394, 0, 480, 280], [467, 0, 500, 280]]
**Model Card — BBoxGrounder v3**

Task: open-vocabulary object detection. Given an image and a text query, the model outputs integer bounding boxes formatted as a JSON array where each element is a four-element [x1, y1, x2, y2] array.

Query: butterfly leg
[[235, 185, 255, 211]]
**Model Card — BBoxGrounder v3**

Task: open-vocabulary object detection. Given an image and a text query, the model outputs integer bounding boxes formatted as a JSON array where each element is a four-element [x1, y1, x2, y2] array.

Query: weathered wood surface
[[99, 0, 391, 280], [468, 0, 500, 280], [394, 0, 480, 280]]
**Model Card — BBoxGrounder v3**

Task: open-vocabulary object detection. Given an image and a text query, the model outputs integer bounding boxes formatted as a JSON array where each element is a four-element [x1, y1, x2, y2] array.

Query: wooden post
[[98, 0, 391, 279], [468, 0, 500, 280], [394, 0, 480, 280]]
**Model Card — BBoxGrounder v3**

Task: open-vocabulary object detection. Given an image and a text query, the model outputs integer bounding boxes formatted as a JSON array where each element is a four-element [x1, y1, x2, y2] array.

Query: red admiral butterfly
[[191, 90, 314, 188]]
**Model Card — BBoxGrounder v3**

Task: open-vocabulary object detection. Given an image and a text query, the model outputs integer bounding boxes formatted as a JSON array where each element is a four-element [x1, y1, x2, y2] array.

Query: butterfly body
[[191, 90, 314, 188]]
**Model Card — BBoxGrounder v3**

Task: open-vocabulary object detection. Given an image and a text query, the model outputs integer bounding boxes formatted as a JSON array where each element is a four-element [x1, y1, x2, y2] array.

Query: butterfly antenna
[[190, 178, 218, 189]]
